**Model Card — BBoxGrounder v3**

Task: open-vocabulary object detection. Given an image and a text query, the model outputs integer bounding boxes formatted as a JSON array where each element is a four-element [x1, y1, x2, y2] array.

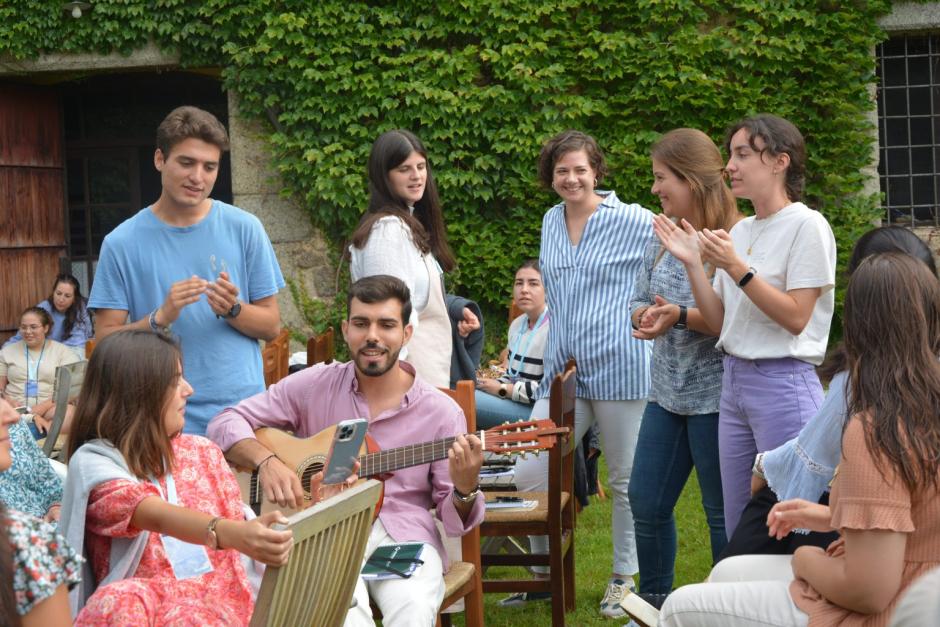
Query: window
[[61, 72, 233, 289], [876, 35, 939, 226]]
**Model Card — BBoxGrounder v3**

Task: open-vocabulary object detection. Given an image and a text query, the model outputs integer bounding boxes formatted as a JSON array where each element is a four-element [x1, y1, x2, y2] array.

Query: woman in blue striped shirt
[[508, 130, 654, 618]]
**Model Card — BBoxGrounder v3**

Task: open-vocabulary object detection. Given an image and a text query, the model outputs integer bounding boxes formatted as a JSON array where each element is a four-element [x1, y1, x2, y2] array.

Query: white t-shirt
[[713, 202, 836, 365]]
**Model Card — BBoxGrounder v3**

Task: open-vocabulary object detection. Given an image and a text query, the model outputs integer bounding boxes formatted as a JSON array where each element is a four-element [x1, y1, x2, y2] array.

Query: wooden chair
[[262, 328, 290, 387], [306, 326, 334, 367], [274, 328, 291, 381], [435, 380, 484, 627], [250, 479, 382, 627], [41, 360, 87, 458], [479, 359, 577, 626], [261, 341, 279, 388]]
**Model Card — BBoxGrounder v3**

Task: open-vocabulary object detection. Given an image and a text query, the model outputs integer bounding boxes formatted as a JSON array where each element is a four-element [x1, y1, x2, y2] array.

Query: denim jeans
[[629, 402, 726, 594], [473, 390, 533, 429]]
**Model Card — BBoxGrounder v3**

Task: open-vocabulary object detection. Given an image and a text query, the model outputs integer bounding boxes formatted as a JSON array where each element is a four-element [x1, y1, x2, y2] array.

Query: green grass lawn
[[455, 462, 714, 626]]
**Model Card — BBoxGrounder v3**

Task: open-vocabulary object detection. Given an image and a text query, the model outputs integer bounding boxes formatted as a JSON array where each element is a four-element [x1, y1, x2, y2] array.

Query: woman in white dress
[[349, 130, 478, 388]]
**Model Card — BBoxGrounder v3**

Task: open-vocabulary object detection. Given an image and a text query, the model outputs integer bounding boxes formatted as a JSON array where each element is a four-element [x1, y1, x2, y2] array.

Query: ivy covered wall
[[1, 0, 895, 342]]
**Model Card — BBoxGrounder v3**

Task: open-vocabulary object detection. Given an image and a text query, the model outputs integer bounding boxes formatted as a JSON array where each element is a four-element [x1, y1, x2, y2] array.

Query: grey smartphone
[[322, 418, 368, 485]]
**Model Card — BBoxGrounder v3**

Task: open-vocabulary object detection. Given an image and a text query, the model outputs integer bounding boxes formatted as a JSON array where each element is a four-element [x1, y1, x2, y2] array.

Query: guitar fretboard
[[358, 433, 474, 477]]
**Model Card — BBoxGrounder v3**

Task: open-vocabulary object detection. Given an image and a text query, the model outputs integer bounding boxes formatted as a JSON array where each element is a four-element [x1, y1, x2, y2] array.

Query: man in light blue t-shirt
[[89, 106, 285, 435]]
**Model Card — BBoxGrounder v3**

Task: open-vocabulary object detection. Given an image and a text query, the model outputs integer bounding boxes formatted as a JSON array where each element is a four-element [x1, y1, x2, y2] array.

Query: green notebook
[[361, 542, 426, 580]]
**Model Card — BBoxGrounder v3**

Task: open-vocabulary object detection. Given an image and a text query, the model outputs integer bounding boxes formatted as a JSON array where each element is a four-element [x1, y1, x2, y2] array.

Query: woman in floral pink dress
[[60, 330, 297, 625]]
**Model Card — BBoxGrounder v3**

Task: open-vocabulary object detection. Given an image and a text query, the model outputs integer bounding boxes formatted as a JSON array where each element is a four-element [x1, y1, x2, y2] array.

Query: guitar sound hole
[[301, 461, 325, 496]]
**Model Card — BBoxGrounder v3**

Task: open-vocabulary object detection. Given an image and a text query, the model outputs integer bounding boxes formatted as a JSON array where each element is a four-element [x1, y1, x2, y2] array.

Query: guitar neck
[[358, 432, 475, 477]]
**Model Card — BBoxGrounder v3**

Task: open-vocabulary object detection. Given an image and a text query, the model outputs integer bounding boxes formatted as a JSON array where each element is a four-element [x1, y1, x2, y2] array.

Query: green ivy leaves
[[2, 0, 900, 343]]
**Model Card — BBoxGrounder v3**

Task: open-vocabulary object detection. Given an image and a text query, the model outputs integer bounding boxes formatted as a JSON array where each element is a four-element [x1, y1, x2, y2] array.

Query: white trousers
[[344, 520, 445, 627], [659, 554, 809, 627], [514, 396, 646, 576]]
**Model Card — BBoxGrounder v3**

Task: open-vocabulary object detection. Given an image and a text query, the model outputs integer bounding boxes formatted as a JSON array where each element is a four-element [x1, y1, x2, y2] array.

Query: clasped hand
[[155, 271, 239, 324], [652, 214, 741, 271], [632, 295, 679, 340]]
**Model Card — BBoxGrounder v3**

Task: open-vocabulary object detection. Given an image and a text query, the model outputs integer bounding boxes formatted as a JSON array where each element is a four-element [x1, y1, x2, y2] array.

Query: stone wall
[[227, 95, 336, 345]]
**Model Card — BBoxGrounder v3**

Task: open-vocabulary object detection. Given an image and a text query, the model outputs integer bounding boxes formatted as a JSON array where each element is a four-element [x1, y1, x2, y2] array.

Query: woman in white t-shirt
[[654, 114, 836, 539], [348, 130, 478, 388]]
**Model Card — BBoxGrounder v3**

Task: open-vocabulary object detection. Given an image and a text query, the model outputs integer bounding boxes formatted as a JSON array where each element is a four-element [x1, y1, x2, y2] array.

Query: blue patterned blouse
[[0, 419, 63, 518], [629, 240, 724, 415]]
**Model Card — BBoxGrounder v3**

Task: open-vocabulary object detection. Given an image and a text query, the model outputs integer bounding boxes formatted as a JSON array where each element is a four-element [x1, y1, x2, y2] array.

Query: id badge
[[25, 380, 38, 399], [159, 534, 214, 581]]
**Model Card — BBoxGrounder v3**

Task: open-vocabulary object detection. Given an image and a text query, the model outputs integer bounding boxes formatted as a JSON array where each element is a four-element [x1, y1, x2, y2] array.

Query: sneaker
[[498, 591, 552, 607], [599, 577, 634, 618]]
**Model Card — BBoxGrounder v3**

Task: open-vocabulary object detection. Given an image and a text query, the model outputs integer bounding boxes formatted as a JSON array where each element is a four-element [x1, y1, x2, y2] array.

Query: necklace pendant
[[747, 247, 752, 255]]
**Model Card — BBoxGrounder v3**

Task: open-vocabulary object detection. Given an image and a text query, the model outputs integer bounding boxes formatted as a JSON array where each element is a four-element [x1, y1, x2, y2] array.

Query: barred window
[[876, 34, 939, 226]]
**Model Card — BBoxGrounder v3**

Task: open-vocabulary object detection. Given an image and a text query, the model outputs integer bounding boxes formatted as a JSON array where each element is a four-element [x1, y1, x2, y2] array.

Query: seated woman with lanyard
[[474, 260, 548, 429], [0, 306, 80, 439], [3, 274, 94, 359]]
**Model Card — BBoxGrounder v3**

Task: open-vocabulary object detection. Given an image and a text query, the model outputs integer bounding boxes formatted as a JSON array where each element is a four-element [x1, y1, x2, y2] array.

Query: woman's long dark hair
[[0, 503, 20, 626], [350, 130, 456, 271], [843, 253, 940, 493], [66, 330, 181, 479], [46, 274, 88, 339], [817, 226, 938, 383]]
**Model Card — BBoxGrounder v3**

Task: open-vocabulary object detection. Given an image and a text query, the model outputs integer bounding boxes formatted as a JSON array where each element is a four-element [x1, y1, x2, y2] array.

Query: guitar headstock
[[479, 419, 568, 457]]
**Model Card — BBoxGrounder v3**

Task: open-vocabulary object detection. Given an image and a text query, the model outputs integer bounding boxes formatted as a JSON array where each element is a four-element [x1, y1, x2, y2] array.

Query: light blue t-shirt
[[88, 201, 285, 435]]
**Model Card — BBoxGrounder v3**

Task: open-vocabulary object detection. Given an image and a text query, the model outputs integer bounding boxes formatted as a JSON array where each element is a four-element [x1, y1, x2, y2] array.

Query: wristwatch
[[205, 516, 223, 550], [149, 309, 172, 335], [453, 485, 480, 504], [218, 301, 242, 320], [673, 305, 688, 330], [738, 267, 757, 288], [497, 383, 509, 398]]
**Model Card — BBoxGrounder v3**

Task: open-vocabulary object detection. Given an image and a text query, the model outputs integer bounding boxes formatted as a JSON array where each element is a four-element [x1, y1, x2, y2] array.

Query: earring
[[593, 178, 598, 188], [551, 181, 556, 190]]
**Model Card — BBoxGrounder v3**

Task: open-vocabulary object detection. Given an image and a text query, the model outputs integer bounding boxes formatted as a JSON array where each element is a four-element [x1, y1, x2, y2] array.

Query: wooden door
[[0, 83, 66, 344]]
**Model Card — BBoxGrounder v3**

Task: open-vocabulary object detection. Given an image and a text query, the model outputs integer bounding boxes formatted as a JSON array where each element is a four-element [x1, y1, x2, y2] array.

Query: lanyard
[[151, 471, 179, 505], [24, 341, 46, 407], [506, 310, 548, 378]]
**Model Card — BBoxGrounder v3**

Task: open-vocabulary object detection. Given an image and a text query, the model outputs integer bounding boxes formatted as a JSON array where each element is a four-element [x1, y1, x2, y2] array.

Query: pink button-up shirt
[[207, 361, 484, 569]]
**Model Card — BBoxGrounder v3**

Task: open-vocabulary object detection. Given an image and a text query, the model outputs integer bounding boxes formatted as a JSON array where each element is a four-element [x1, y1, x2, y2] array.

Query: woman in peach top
[[657, 253, 940, 627]]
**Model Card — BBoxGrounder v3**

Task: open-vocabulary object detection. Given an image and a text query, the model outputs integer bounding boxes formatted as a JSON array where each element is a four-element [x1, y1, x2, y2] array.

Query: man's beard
[[354, 341, 402, 377]]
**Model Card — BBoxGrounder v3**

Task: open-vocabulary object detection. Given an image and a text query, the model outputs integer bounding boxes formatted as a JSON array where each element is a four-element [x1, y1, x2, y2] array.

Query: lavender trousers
[[719, 356, 823, 539]]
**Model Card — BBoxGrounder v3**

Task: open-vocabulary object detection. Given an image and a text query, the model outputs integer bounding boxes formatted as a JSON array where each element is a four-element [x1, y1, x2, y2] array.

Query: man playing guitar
[[207, 275, 484, 626]]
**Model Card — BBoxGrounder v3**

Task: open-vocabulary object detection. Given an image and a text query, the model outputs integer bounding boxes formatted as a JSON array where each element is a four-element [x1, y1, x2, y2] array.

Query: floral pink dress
[[75, 435, 255, 626]]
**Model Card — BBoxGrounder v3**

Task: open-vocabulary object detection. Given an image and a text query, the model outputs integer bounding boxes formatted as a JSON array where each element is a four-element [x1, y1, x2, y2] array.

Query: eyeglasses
[[19, 325, 43, 332]]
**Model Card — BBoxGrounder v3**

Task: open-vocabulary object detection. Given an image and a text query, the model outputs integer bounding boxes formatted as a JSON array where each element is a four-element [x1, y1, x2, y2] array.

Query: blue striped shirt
[[537, 191, 654, 401]]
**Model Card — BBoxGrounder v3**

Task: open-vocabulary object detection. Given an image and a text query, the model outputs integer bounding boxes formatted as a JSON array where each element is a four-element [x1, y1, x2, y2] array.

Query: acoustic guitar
[[234, 419, 567, 516]]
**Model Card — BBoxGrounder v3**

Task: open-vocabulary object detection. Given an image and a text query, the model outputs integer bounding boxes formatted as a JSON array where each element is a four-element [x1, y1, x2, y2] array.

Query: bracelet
[[631, 307, 648, 331], [257, 453, 277, 471], [452, 485, 480, 504], [751, 453, 766, 480]]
